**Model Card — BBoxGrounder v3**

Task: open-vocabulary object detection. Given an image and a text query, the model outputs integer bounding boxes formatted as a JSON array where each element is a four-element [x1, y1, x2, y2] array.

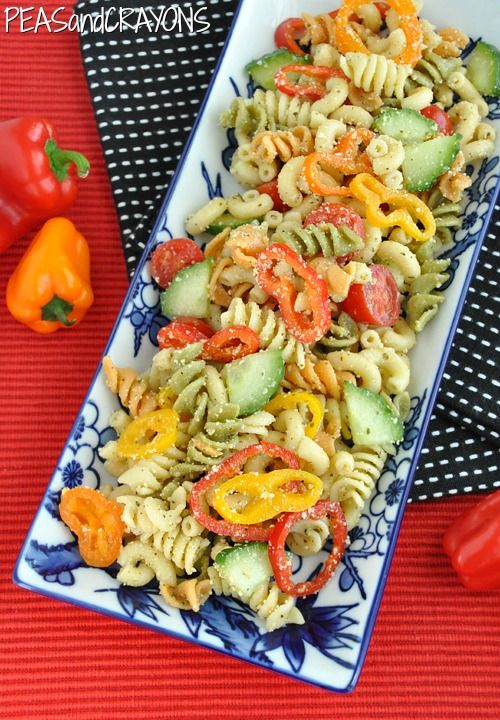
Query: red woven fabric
[[0, 5, 498, 718]]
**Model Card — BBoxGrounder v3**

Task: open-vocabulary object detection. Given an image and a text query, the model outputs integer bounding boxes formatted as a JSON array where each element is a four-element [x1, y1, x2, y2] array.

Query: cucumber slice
[[402, 134, 461, 192], [214, 542, 272, 598], [224, 350, 284, 417], [206, 213, 258, 236], [160, 257, 213, 319], [372, 108, 439, 144], [343, 381, 404, 446], [245, 49, 310, 91], [466, 41, 500, 97]]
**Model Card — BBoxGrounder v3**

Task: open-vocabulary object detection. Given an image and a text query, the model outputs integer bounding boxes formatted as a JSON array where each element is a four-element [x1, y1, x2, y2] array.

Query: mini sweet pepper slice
[[6, 217, 93, 333], [0, 117, 90, 255]]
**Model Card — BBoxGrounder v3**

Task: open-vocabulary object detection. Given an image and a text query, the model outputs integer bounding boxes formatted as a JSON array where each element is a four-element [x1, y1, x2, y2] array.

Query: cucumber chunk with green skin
[[206, 213, 259, 235], [224, 350, 284, 416], [372, 108, 439, 144], [160, 257, 213, 319], [245, 49, 311, 91], [343, 381, 404, 445], [466, 41, 500, 97], [214, 542, 272, 598], [402, 134, 461, 192]]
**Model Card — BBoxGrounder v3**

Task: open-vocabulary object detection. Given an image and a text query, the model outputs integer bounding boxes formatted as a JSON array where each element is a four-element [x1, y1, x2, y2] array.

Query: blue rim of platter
[[13, 0, 500, 694]]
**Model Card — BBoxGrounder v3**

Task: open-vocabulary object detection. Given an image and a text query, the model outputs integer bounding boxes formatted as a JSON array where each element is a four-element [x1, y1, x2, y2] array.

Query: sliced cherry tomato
[[202, 326, 260, 363], [189, 442, 301, 542], [274, 17, 307, 56], [304, 203, 365, 240], [420, 105, 454, 136], [275, 64, 347, 101], [157, 318, 214, 350], [340, 263, 400, 326], [257, 179, 290, 213], [150, 238, 204, 289], [268, 499, 348, 597], [59, 487, 125, 568]]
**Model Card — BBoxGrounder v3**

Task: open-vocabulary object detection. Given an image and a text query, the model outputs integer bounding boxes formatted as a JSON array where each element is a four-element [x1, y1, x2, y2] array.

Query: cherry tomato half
[[274, 17, 307, 56], [157, 318, 213, 349], [257, 179, 290, 213], [420, 105, 454, 136], [304, 203, 366, 240], [340, 263, 400, 327], [150, 238, 204, 289]]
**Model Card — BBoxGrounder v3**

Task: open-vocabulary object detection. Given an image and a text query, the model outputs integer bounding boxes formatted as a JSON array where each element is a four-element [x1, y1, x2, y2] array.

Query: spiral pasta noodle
[[102, 356, 158, 417], [339, 53, 412, 99]]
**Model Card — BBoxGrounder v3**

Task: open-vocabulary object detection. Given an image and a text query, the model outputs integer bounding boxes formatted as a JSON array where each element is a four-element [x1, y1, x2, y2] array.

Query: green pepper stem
[[45, 138, 90, 182], [41, 295, 77, 327]]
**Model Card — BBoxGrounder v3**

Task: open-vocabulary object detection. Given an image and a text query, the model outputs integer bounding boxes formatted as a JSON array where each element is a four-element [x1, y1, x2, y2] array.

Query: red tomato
[[150, 238, 204, 289], [340, 264, 400, 327], [420, 105, 454, 135], [274, 17, 307, 56], [257, 179, 290, 213], [157, 319, 213, 350], [304, 203, 365, 240]]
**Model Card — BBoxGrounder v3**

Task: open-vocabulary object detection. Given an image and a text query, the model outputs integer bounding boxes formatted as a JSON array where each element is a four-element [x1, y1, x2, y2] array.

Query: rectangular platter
[[13, 0, 500, 693]]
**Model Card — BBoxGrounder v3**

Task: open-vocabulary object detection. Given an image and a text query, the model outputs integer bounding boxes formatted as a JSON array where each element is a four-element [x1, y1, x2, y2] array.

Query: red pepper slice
[[150, 238, 204, 289], [268, 500, 348, 597], [340, 263, 400, 327], [254, 243, 330, 343], [420, 105, 454, 136], [274, 64, 347, 101], [202, 326, 260, 363], [304, 203, 366, 240], [257, 179, 290, 213], [374, 2, 390, 18], [157, 318, 214, 350], [189, 442, 300, 542], [443, 490, 500, 591], [274, 17, 307, 56]]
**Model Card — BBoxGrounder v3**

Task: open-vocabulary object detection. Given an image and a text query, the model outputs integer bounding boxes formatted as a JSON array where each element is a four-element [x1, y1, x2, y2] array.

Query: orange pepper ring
[[334, 0, 423, 67], [304, 153, 352, 196]]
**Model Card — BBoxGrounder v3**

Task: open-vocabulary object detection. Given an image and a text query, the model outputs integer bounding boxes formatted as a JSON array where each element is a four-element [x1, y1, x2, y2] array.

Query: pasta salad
[[59, 0, 499, 631]]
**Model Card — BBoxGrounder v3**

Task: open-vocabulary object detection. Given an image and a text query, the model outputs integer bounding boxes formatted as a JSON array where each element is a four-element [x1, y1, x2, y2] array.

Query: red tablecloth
[[0, 6, 498, 719]]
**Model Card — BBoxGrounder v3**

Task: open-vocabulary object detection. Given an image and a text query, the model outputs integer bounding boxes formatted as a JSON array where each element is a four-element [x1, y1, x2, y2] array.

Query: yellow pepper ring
[[265, 391, 324, 438], [117, 408, 178, 460], [157, 386, 175, 408], [212, 469, 323, 525], [349, 173, 436, 243]]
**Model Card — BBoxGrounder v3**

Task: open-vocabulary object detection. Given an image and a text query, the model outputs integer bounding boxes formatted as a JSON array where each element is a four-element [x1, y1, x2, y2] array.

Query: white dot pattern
[[76, 0, 499, 502]]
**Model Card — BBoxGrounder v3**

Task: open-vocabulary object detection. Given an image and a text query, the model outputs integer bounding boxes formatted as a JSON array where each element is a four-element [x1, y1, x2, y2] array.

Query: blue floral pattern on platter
[[13, 1, 500, 695]]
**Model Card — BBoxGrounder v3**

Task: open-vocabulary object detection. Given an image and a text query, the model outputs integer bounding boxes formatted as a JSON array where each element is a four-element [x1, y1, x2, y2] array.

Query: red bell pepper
[[274, 64, 347, 101], [443, 491, 500, 591], [202, 325, 260, 363], [268, 499, 348, 596], [0, 117, 90, 255], [254, 243, 331, 343], [189, 442, 300, 542]]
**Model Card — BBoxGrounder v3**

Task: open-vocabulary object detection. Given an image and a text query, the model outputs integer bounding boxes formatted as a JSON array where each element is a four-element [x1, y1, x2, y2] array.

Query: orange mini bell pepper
[[335, 0, 423, 67], [6, 217, 93, 334]]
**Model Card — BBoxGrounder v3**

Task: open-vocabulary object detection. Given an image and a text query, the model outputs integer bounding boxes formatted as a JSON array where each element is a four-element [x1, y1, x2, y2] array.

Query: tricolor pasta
[[59, 0, 498, 632]]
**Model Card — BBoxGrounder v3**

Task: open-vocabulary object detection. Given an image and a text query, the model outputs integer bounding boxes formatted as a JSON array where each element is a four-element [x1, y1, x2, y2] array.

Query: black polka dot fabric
[[76, 0, 499, 502]]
